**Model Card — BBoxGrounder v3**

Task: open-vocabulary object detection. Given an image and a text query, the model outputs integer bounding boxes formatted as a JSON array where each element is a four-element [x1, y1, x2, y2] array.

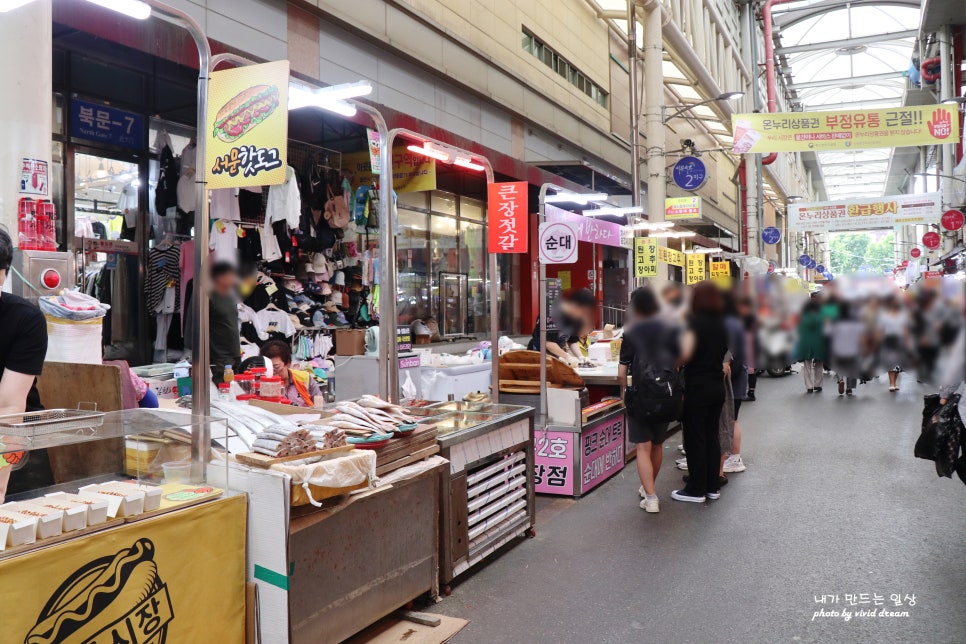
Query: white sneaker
[[640, 497, 660, 512], [671, 489, 706, 503], [638, 485, 646, 498], [723, 455, 746, 473], [706, 491, 721, 500], [676, 459, 688, 471], [677, 444, 685, 453]]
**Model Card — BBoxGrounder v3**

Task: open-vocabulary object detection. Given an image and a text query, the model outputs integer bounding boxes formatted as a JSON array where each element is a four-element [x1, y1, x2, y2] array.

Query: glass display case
[[0, 409, 230, 557]]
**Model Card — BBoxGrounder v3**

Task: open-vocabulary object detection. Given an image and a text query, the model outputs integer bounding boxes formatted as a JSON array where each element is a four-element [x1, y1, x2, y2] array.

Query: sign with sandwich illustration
[[206, 60, 289, 189], [1, 496, 246, 644]]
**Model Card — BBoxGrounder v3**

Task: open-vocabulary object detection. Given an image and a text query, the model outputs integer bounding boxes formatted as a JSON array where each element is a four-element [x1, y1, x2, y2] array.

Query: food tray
[[0, 409, 105, 436]]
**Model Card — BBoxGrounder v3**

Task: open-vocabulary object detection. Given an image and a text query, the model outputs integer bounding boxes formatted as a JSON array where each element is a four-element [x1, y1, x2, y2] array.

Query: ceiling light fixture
[[684, 246, 723, 254], [586, 206, 644, 216], [544, 190, 609, 205], [453, 156, 485, 171], [629, 221, 675, 230], [288, 81, 372, 117], [650, 230, 698, 238], [407, 144, 451, 163], [83, 0, 151, 19]]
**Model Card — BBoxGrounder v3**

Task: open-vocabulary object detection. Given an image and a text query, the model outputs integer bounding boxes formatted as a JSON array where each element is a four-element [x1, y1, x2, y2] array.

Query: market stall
[[0, 409, 246, 643], [418, 401, 536, 591]]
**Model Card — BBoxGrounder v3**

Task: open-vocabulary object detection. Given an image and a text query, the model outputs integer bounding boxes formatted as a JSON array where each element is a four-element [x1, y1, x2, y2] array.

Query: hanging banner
[[686, 253, 706, 285], [545, 205, 626, 248], [710, 260, 731, 287], [731, 105, 959, 154], [0, 496, 246, 644], [634, 237, 658, 278], [206, 59, 289, 189], [788, 193, 943, 232], [657, 246, 684, 267], [366, 129, 381, 175], [343, 146, 437, 192], [665, 196, 701, 220], [487, 181, 528, 253]]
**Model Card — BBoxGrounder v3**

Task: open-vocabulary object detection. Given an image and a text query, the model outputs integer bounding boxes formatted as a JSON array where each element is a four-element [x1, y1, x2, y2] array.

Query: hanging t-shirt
[[209, 219, 239, 265], [255, 308, 297, 337], [177, 142, 198, 213], [210, 188, 241, 221], [266, 166, 301, 228], [116, 183, 139, 227], [146, 245, 181, 315]]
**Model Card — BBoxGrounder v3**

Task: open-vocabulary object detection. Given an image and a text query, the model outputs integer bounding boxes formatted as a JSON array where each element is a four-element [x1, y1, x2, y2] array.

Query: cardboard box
[[334, 329, 366, 356]]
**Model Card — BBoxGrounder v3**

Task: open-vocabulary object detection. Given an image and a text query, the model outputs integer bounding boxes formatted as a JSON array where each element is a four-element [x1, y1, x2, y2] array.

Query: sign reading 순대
[[206, 60, 289, 189], [487, 181, 528, 253], [635, 237, 658, 277], [538, 222, 578, 264], [788, 193, 943, 232], [731, 104, 959, 154]]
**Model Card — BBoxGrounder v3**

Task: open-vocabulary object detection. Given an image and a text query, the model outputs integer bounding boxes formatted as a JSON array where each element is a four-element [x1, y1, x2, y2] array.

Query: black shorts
[[628, 415, 669, 444]]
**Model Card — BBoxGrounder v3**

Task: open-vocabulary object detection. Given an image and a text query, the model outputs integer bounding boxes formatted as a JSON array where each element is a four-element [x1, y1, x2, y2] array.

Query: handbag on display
[[324, 186, 351, 230]]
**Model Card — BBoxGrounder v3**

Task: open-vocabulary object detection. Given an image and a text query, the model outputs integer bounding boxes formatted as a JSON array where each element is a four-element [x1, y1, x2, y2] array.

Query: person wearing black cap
[[527, 288, 597, 367], [0, 227, 49, 499]]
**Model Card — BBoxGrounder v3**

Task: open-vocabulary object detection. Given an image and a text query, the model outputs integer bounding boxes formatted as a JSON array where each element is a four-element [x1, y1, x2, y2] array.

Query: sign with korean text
[[762, 226, 782, 245], [789, 193, 943, 232], [545, 205, 626, 248], [657, 246, 684, 267], [342, 146, 437, 192], [0, 495, 246, 644], [665, 196, 701, 220], [396, 326, 412, 353], [487, 181, 528, 253], [686, 253, 706, 285], [545, 278, 561, 332], [534, 430, 575, 495], [20, 158, 48, 196], [538, 221, 578, 264], [731, 105, 959, 154], [710, 260, 731, 287], [366, 128, 381, 174], [70, 98, 145, 150], [672, 156, 708, 191], [922, 231, 941, 250], [923, 270, 944, 281], [941, 209, 965, 231], [634, 237, 658, 277], [580, 413, 625, 494], [206, 60, 289, 189]]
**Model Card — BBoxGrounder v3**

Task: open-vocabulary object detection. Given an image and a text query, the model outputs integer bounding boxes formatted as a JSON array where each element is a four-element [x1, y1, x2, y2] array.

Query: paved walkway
[[436, 370, 966, 643]]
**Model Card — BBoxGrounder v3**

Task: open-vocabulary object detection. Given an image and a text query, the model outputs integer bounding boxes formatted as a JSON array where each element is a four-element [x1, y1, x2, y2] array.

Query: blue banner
[[70, 98, 144, 150]]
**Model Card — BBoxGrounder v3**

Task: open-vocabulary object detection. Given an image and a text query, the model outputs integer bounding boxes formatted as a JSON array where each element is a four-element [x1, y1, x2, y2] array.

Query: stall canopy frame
[[385, 129, 498, 403]]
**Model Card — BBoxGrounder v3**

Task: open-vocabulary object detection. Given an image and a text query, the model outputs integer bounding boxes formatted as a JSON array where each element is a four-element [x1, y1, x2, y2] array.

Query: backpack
[[624, 324, 683, 423]]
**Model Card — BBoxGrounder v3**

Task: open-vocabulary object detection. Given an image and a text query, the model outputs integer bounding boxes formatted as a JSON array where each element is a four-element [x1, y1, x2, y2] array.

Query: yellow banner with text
[[686, 254, 706, 285], [731, 105, 959, 153], [0, 495, 247, 644], [634, 237, 657, 278]]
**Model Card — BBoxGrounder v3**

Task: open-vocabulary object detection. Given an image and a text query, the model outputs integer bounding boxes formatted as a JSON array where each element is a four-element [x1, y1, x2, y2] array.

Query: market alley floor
[[435, 370, 966, 644]]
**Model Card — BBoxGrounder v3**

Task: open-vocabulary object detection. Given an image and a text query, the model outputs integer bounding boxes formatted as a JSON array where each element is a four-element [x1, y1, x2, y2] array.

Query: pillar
[[642, 1, 667, 278], [0, 0, 52, 242], [939, 25, 957, 253]]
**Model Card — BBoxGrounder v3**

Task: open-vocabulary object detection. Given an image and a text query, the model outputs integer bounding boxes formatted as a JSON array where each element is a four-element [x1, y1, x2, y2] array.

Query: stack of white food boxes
[[0, 481, 162, 551]]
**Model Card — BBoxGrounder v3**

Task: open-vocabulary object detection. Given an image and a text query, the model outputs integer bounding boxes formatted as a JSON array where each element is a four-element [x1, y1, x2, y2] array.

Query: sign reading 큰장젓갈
[[634, 237, 658, 277], [206, 60, 289, 189], [538, 222, 578, 264], [731, 105, 959, 154], [665, 196, 701, 220], [789, 193, 943, 232], [487, 182, 528, 253]]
